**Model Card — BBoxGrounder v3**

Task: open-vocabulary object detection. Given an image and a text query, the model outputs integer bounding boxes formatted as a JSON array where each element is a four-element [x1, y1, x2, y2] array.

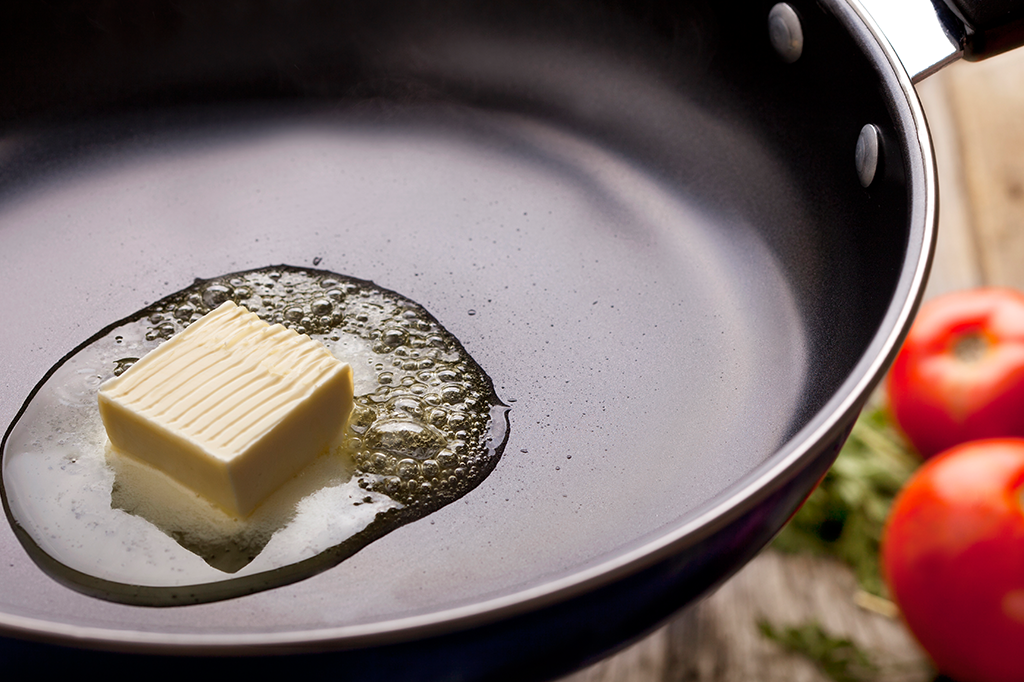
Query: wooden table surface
[[557, 44, 1024, 682]]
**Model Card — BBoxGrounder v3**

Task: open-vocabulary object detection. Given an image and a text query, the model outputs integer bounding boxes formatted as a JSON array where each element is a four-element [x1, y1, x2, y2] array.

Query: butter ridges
[[99, 300, 354, 516]]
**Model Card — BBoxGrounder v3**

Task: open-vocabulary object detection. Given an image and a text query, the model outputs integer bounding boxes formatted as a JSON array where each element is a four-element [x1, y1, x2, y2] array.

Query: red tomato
[[882, 439, 1024, 682], [887, 287, 1024, 457]]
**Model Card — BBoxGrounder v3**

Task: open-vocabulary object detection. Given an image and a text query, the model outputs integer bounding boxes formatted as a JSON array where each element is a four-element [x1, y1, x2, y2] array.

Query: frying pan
[[1, 0, 1022, 677]]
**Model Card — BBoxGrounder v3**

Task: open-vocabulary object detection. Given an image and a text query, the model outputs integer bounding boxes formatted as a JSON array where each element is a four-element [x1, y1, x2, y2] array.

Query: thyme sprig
[[758, 620, 878, 682], [772, 406, 920, 596]]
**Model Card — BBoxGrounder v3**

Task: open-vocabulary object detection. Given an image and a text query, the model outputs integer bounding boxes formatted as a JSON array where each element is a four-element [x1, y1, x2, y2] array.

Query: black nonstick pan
[[1, 0, 1021, 678]]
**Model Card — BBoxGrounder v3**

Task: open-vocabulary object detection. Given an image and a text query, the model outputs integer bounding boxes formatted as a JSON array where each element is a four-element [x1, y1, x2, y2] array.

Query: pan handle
[[942, 0, 1024, 58], [857, 0, 1024, 81]]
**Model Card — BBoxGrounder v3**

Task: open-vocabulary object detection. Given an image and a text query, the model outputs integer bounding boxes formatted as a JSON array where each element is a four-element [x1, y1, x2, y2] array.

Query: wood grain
[[944, 49, 1024, 289]]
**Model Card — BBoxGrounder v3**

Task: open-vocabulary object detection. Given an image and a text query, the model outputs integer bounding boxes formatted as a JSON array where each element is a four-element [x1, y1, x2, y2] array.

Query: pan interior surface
[[0, 0, 916, 648], [0, 101, 807, 630]]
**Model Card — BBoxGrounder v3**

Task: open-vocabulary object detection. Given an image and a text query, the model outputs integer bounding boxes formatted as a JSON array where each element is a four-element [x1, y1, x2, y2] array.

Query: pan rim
[[0, 0, 936, 655]]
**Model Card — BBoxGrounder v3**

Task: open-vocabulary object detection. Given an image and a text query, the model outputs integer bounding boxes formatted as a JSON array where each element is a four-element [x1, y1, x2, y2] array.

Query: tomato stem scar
[[953, 333, 989, 363]]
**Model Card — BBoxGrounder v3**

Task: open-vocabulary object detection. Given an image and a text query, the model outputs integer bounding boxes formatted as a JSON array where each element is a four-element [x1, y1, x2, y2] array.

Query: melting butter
[[0, 266, 509, 605]]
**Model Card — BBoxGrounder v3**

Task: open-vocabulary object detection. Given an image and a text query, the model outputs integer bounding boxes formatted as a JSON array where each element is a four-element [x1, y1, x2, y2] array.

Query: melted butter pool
[[1, 266, 509, 605]]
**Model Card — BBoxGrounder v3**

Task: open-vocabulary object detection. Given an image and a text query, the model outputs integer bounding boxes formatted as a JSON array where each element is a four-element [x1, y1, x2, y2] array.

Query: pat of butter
[[98, 300, 354, 517]]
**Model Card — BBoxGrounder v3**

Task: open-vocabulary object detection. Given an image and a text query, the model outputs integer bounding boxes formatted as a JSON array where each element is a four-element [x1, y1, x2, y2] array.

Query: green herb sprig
[[758, 620, 878, 682], [772, 406, 920, 596]]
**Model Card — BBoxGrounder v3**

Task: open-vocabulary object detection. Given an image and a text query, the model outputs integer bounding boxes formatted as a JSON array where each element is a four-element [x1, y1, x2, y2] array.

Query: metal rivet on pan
[[769, 3, 803, 63], [855, 124, 881, 187]]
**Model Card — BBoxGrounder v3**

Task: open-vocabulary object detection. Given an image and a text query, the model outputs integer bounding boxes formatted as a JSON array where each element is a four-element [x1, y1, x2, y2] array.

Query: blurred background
[[559, 46, 1024, 682]]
